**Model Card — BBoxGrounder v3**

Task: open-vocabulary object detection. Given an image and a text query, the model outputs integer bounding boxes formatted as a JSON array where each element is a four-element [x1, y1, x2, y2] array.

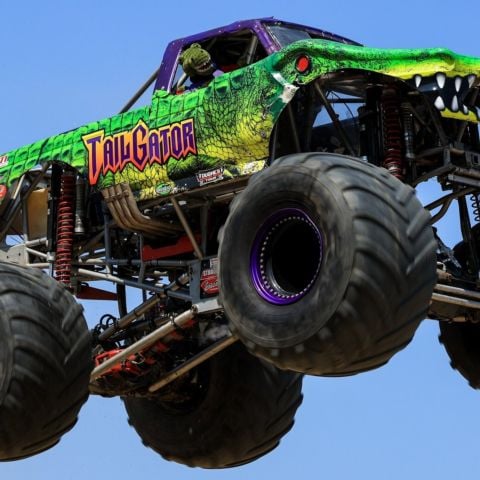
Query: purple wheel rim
[[250, 208, 323, 305]]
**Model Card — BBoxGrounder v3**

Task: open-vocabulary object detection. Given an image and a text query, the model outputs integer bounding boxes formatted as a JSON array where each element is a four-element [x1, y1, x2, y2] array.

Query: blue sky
[[1, 1, 480, 479]]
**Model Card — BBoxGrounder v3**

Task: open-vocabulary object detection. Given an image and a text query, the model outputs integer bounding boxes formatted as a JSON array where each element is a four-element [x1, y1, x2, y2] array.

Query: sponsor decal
[[155, 183, 173, 196], [195, 167, 224, 186], [200, 258, 219, 295], [201, 272, 219, 295], [0, 155, 9, 167], [83, 119, 197, 185]]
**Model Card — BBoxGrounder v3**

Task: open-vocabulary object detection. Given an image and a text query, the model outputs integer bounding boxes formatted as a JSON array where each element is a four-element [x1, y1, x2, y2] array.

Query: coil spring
[[55, 172, 75, 285], [380, 88, 404, 180], [471, 193, 480, 223]]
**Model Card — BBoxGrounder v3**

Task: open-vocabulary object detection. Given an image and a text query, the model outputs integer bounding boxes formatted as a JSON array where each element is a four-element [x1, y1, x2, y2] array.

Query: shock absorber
[[74, 176, 86, 235], [55, 171, 75, 286], [380, 87, 405, 180]]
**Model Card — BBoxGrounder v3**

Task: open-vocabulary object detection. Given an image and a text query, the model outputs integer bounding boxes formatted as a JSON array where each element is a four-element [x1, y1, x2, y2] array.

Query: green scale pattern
[[1, 39, 480, 201]]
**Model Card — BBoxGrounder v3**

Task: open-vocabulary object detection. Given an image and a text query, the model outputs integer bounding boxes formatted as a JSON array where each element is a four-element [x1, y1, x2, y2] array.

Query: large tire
[[452, 223, 480, 275], [438, 228, 480, 389], [439, 321, 480, 389], [0, 263, 92, 460], [123, 343, 303, 468], [218, 153, 437, 375]]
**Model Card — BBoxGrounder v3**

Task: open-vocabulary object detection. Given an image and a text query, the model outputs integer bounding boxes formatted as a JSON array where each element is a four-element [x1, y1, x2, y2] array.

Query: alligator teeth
[[451, 95, 459, 112], [411, 72, 479, 118], [455, 76, 462, 92], [435, 96, 445, 110], [436, 72, 446, 89]]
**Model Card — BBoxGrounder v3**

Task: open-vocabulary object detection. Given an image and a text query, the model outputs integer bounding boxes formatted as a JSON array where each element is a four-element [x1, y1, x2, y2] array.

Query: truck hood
[[269, 39, 480, 122]]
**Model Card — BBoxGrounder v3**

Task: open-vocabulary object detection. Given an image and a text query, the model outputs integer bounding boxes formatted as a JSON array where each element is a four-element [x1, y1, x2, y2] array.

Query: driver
[[178, 43, 223, 91]]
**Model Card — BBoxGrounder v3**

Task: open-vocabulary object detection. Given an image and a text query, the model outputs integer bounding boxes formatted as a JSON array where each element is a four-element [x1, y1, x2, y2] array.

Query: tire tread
[[220, 153, 436, 375], [0, 263, 92, 461]]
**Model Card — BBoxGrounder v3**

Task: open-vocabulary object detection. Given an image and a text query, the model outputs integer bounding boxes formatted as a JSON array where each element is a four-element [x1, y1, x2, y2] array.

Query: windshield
[[266, 25, 312, 47], [264, 24, 360, 49]]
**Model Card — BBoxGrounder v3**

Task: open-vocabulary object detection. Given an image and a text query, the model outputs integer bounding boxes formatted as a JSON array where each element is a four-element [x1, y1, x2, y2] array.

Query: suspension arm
[[90, 307, 197, 381]]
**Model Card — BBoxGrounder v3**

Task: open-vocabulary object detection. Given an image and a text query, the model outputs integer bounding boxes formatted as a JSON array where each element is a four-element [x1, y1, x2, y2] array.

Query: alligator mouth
[[195, 60, 214, 75], [409, 73, 479, 121]]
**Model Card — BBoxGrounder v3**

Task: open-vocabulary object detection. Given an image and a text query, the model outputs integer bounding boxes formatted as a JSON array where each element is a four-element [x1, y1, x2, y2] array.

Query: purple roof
[[154, 17, 361, 91]]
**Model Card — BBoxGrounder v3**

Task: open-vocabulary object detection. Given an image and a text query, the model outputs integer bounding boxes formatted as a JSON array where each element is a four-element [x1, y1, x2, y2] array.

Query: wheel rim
[[250, 208, 323, 305]]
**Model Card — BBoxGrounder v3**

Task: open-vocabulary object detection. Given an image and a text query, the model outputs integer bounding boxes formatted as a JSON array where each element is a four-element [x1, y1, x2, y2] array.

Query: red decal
[[196, 167, 224, 186], [201, 268, 219, 295]]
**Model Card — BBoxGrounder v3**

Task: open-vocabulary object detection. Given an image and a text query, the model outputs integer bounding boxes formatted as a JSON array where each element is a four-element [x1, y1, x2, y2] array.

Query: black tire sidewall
[[440, 317, 480, 389], [0, 313, 12, 405], [220, 164, 354, 348], [0, 263, 92, 460]]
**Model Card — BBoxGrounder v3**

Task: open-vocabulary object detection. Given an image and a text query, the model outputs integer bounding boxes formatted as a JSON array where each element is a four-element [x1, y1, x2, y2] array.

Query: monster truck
[[0, 16, 480, 466]]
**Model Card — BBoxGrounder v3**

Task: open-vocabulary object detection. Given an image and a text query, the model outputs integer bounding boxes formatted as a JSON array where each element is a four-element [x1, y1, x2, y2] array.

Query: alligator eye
[[295, 55, 311, 74]]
